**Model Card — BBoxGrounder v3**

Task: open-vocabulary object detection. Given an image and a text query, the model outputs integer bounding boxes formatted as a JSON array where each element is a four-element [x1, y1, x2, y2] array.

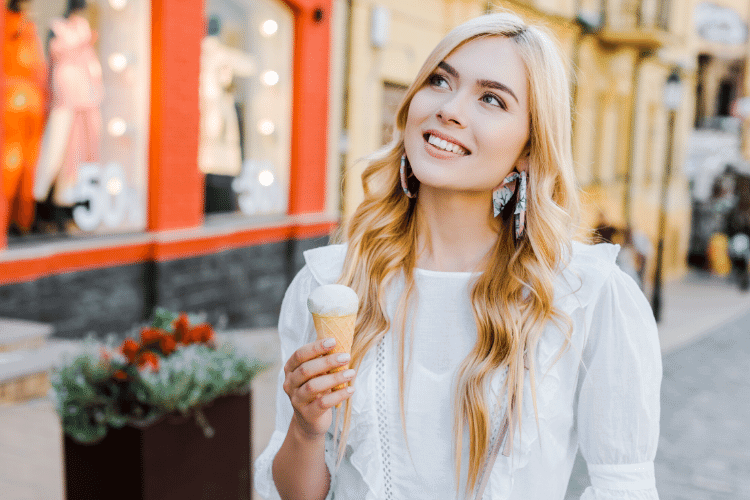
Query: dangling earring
[[400, 155, 417, 198], [492, 170, 527, 241], [514, 170, 527, 240]]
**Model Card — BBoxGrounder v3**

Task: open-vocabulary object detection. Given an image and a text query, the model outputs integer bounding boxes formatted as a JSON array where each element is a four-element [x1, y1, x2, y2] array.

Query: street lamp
[[652, 69, 683, 322]]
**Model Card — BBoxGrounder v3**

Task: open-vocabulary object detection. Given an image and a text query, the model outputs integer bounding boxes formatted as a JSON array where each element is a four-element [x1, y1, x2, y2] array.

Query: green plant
[[52, 309, 268, 443]]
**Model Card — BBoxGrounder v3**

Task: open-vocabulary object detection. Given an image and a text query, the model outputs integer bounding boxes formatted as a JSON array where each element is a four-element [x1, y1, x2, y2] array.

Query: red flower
[[120, 339, 140, 364], [113, 370, 128, 381], [173, 314, 190, 343], [160, 335, 177, 356], [137, 351, 160, 372], [191, 323, 214, 344], [140, 327, 163, 346]]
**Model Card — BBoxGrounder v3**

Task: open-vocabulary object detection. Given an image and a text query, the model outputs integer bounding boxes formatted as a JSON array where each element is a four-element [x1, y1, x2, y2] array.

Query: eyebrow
[[437, 61, 519, 104]]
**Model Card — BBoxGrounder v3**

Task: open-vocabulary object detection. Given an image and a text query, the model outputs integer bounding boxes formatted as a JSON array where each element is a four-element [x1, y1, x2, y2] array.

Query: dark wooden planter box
[[64, 391, 252, 500]]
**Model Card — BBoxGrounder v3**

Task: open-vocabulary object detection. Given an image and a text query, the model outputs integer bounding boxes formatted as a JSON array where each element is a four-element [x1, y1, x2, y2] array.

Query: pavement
[[2, 269, 750, 500]]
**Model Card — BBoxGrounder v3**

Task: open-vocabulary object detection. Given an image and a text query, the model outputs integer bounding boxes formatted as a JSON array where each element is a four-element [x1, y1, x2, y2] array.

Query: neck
[[414, 186, 500, 272]]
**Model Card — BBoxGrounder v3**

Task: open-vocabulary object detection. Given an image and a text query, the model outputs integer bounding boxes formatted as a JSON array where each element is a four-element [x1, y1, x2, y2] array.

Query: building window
[[201, 0, 293, 217], [381, 82, 407, 147], [5, 0, 151, 240]]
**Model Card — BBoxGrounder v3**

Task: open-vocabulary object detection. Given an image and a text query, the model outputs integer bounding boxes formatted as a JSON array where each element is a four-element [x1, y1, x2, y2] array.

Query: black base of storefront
[[0, 235, 328, 339]]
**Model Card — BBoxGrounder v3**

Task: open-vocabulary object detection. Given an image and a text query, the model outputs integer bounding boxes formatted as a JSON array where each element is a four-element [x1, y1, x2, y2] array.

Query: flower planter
[[64, 391, 252, 500]]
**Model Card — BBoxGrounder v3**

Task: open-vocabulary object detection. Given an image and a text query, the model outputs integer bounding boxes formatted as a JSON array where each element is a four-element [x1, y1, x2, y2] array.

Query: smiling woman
[[256, 11, 662, 500], [404, 37, 530, 197]]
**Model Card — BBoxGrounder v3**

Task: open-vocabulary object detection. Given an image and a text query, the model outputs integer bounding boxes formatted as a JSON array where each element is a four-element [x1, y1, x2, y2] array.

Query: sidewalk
[[1, 269, 749, 500], [652, 270, 750, 353]]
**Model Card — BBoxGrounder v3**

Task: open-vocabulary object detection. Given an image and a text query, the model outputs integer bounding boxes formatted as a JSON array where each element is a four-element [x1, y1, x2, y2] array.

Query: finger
[[316, 384, 356, 410], [284, 337, 338, 374], [294, 368, 356, 406], [289, 351, 352, 389]]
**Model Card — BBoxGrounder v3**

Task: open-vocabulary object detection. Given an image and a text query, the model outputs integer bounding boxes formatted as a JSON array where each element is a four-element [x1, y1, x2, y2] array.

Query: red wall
[[285, 0, 332, 215], [0, 8, 7, 249], [148, 0, 206, 231]]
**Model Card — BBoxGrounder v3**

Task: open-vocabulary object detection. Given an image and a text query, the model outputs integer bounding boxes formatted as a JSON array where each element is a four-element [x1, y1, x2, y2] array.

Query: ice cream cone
[[312, 313, 355, 390], [307, 284, 359, 392]]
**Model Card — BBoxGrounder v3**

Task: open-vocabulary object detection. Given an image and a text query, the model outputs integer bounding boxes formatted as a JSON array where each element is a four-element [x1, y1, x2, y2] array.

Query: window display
[[6, 0, 150, 237], [203, 0, 293, 216]]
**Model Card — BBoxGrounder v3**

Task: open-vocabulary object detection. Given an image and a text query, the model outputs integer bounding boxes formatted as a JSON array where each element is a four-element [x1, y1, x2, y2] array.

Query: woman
[[256, 12, 661, 500]]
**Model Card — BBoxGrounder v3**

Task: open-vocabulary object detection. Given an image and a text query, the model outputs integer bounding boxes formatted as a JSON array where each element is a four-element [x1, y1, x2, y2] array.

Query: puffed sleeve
[[253, 266, 319, 500], [576, 267, 662, 499]]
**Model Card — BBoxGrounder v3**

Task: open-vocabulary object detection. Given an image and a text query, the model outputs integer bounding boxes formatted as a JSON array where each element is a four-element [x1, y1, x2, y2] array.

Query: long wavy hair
[[334, 11, 580, 493]]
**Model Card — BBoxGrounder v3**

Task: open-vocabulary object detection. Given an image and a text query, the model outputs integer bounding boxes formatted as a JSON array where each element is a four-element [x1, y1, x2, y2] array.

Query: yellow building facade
[[341, 0, 700, 281]]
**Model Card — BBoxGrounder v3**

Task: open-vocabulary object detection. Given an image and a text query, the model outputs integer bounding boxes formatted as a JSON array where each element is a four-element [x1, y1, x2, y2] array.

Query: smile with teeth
[[425, 134, 469, 155]]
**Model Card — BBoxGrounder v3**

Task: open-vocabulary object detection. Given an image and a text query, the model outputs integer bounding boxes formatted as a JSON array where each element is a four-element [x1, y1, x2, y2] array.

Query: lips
[[422, 130, 471, 156]]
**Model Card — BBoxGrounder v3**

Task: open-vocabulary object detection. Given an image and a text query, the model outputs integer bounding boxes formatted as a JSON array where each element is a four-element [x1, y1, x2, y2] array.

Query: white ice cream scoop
[[307, 284, 359, 316]]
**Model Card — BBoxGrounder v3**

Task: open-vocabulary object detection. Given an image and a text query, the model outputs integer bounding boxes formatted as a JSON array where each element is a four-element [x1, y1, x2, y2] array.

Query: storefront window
[[3, 0, 150, 239], [202, 0, 293, 216]]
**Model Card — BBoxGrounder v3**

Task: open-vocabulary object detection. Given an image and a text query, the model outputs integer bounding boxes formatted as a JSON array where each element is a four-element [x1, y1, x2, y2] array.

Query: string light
[[108, 53, 128, 73], [261, 20, 278, 36], [109, 0, 127, 10], [106, 177, 123, 196], [258, 170, 275, 187], [258, 120, 275, 135], [261, 70, 279, 86], [108, 118, 128, 137]]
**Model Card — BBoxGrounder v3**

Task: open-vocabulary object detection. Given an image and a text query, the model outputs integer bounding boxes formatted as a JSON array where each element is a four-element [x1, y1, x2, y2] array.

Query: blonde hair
[[334, 11, 580, 493]]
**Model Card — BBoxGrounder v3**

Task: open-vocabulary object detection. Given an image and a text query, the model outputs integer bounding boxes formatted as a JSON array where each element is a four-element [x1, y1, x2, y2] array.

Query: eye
[[481, 92, 506, 110], [428, 73, 450, 89]]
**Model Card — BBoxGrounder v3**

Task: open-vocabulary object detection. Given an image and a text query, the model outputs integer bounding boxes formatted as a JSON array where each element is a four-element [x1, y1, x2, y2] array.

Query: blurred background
[[1, 0, 750, 498]]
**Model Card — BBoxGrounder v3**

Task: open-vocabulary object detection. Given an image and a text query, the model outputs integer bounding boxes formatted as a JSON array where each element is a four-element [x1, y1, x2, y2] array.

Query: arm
[[576, 268, 662, 499], [272, 338, 355, 500], [254, 268, 355, 500]]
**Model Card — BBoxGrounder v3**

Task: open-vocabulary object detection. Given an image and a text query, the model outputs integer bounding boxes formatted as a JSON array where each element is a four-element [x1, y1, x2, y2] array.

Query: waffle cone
[[312, 312, 355, 391]]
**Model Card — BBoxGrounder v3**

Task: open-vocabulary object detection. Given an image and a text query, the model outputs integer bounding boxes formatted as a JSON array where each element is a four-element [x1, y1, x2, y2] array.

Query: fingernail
[[346, 386, 355, 393], [343, 369, 356, 379], [337, 353, 351, 363], [323, 338, 336, 348]]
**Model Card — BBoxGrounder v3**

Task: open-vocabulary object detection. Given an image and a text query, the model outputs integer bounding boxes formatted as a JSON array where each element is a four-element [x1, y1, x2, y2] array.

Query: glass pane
[[202, 0, 293, 216], [5, 0, 150, 239]]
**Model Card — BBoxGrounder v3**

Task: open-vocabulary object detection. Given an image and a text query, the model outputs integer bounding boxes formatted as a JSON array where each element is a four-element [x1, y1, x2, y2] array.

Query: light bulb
[[108, 118, 127, 137], [261, 20, 278, 36], [258, 170, 275, 187], [261, 70, 279, 86], [109, 0, 127, 10], [106, 177, 123, 195], [108, 53, 128, 73], [258, 120, 275, 135]]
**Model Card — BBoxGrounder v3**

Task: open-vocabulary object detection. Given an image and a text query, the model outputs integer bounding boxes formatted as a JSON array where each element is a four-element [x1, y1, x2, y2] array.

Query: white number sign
[[71, 162, 144, 231]]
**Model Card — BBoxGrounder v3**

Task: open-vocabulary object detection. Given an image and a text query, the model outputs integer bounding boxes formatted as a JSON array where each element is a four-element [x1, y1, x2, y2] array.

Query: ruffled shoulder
[[554, 241, 621, 314], [485, 241, 623, 497], [303, 244, 348, 285]]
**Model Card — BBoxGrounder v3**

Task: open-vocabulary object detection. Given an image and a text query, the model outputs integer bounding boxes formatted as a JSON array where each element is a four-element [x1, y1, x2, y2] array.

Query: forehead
[[443, 36, 529, 103]]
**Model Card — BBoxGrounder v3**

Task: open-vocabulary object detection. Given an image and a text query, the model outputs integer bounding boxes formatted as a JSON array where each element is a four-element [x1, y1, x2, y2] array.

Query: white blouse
[[255, 242, 662, 500]]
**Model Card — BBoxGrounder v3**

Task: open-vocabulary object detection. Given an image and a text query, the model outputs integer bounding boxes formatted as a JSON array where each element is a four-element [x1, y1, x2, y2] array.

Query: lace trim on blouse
[[375, 337, 394, 500]]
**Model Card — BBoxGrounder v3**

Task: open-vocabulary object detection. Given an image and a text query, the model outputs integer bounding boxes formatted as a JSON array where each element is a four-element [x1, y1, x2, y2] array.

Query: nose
[[436, 92, 467, 127]]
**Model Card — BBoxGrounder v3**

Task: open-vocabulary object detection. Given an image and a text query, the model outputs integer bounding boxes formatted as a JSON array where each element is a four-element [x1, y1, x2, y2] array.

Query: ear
[[515, 155, 530, 174]]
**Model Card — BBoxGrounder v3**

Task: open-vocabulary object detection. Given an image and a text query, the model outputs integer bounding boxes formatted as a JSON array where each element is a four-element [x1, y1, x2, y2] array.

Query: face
[[404, 36, 531, 195]]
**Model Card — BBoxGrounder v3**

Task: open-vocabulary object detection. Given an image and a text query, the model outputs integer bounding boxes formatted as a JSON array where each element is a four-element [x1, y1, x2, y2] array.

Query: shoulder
[[302, 243, 348, 285], [554, 240, 623, 312]]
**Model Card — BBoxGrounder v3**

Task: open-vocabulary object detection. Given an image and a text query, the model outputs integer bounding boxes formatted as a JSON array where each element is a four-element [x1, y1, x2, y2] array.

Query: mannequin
[[199, 15, 255, 178], [3, 0, 48, 234], [34, 0, 103, 212]]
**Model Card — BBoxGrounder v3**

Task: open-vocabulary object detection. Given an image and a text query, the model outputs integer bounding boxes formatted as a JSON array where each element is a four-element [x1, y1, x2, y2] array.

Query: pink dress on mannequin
[[35, 14, 103, 207]]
